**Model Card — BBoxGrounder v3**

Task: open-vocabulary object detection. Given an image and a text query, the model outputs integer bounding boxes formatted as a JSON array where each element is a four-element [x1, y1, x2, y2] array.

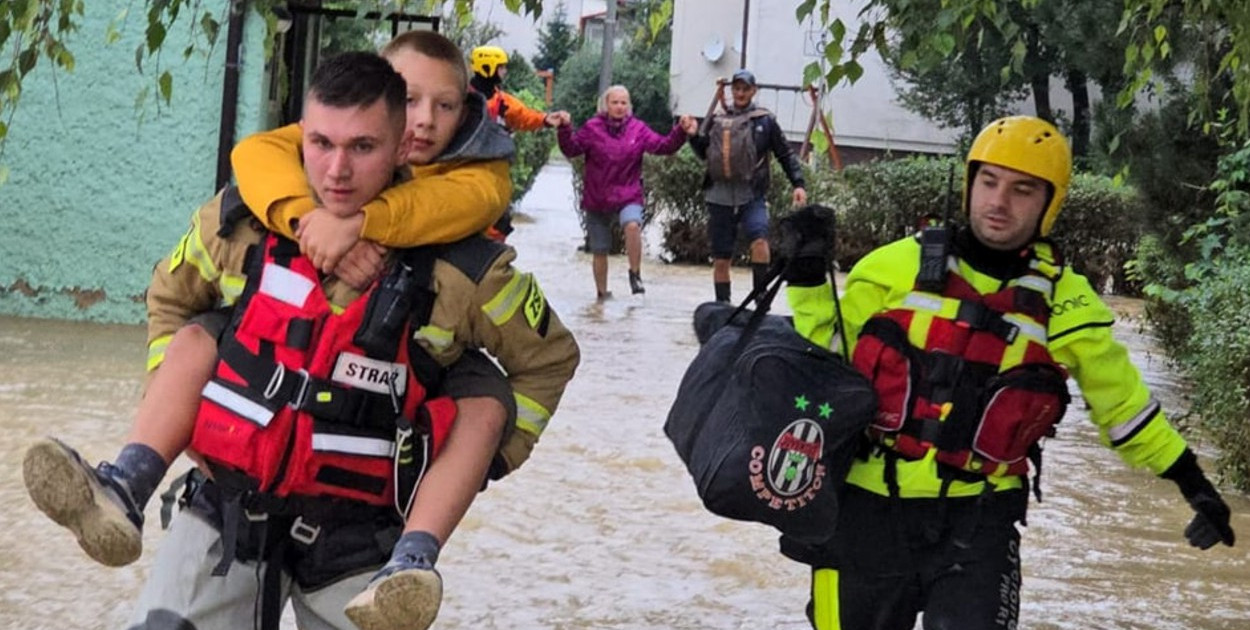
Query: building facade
[[0, 3, 435, 324], [669, 0, 962, 159]]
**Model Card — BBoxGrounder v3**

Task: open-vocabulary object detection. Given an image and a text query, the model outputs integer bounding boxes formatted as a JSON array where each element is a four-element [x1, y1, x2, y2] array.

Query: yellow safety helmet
[[964, 115, 1072, 237], [470, 46, 509, 79]]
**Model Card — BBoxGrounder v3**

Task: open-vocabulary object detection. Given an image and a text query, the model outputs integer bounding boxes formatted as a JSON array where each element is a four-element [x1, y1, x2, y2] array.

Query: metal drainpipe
[[215, 0, 246, 191], [739, 0, 750, 69]]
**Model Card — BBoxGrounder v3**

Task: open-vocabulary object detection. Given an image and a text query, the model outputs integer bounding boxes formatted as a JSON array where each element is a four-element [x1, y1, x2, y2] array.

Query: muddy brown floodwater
[[2, 160, 1248, 629]]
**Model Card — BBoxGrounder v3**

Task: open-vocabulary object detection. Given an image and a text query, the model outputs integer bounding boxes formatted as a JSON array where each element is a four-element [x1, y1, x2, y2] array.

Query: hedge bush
[[507, 88, 556, 205], [644, 152, 1145, 295], [1173, 247, 1250, 488]]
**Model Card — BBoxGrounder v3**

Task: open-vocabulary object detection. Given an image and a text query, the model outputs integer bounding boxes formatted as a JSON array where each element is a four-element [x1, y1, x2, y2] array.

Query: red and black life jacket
[[191, 234, 455, 514], [850, 238, 1071, 479]]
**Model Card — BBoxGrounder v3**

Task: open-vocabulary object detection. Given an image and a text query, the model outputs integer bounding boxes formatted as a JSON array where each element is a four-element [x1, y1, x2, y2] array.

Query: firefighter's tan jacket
[[147, 191, 580, 475]]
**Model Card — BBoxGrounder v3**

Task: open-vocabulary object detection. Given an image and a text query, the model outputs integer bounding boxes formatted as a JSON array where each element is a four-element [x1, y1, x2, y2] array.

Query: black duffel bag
[[664, 277, 877, 544]]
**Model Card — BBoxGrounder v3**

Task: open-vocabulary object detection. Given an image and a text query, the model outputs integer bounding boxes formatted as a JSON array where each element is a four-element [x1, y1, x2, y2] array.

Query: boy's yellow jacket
[[229, 91, 514, 246]]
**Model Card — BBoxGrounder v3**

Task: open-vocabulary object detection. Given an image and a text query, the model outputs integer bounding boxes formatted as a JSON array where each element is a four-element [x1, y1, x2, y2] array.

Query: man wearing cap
[[684, 69, 807, 303], [776, 115, 1235, 629]]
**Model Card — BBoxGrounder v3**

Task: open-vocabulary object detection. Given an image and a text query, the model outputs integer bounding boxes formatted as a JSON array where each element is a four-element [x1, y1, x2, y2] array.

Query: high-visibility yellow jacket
[[787, 235, 1189, 498]]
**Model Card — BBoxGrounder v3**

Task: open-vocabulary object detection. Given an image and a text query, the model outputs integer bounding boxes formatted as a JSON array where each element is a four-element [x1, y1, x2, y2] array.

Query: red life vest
[[191, 235, 456, 511], [851, 240, 1071, 478]]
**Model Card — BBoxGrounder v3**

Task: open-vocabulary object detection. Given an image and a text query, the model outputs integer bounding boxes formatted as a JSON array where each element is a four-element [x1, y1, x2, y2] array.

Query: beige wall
[[670, 0, 960, 154]]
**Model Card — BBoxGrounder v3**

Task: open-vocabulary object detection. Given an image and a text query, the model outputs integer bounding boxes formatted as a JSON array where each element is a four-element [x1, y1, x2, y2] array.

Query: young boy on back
[[24, 34, 577, 630]]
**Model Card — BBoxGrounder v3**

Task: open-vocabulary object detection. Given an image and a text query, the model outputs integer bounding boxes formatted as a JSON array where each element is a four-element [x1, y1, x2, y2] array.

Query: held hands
[[546, 110, 572, 128], [294, 208, 365, 273], [679, 114, 699, 136], [1162, 448, 1236, 549], [776, 204, 837, 287]]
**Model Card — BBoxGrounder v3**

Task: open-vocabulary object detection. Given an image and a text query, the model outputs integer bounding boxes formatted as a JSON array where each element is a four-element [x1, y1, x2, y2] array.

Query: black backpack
[[664, 275, 877, 544]]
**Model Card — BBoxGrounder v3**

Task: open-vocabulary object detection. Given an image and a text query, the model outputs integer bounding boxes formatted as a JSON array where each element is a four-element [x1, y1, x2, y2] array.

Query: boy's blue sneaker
[[344, 565, 442, 630], [22, 437, 144, 567], [345, 531, 442, 630]]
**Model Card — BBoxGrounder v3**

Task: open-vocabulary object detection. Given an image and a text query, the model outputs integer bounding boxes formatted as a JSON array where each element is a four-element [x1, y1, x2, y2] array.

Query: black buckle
[[289, 516, 321, 545], [262, 363, 311, 408], [954, 302, 1018, 343]]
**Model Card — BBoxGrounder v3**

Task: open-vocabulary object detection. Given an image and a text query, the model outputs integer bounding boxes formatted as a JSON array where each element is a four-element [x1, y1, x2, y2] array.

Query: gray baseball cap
[[731, 69, 757, 86]]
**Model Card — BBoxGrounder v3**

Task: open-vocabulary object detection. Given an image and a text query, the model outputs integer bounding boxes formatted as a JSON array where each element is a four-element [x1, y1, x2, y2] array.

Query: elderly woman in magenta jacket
[[556, 85, 694, 299]]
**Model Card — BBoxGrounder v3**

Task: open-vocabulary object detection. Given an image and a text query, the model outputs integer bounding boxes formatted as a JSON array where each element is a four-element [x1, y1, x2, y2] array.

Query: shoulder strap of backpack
[[215, 185, 252, 238]]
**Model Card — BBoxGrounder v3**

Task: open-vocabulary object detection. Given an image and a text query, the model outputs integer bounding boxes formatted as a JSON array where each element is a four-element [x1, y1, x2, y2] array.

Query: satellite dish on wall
[[702, 36, 725, 62]]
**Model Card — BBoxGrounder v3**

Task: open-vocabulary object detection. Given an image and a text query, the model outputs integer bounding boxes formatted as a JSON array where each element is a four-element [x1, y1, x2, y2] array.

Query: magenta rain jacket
[[557, 114, 687, 213]]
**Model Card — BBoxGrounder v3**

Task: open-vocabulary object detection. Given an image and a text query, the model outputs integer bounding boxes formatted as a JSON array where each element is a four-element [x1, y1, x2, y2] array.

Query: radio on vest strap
[[355, 261, 416, 359], [916, 225, 951, 293]]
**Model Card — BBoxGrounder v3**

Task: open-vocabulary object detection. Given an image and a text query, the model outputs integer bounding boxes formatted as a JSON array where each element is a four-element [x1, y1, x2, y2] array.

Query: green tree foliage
[[552, 0, 674, 131], [441, 7, 504, 52], [0, 0, 547, 154], [319, 3, 379, 57], [885, 9, 1028, 142], [796, 0, 1250, 143], [506, 89, 556, 204], [531, 2, 577, 73], [878, 0, 1030, 140], [1119, 0, 1250, 139], [501, 48, 544, 100], [872, 0, 1152, 159]]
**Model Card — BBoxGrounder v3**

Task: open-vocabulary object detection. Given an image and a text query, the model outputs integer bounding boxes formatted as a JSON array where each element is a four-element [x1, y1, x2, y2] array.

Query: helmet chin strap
[[470, 73, 499, 98]]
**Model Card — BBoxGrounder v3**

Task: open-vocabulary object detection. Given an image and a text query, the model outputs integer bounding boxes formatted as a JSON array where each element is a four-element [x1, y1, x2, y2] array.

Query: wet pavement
[[2, 159, 1248, 629]]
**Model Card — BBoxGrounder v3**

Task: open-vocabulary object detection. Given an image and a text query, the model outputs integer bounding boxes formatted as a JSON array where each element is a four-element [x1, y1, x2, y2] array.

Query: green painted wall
[[0, 3, 269, 324]]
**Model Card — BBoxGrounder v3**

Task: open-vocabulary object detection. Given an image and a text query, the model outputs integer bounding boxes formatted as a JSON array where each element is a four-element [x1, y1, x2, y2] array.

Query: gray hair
[[596, 84, 632, 116]]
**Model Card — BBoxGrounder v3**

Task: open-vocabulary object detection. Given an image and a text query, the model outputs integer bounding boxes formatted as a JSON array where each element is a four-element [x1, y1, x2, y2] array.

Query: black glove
[[1161, 448, 1235, 549], [776, 204, 836, 287]]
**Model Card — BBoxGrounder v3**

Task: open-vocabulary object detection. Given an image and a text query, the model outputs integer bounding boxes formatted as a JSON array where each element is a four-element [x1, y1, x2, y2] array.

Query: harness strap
[[928, 476, 956, 544], [216, 337, 394, 430], [1028, 443, 1045, 503], [953, 301, 1019, 342], [880, 451, 916, 567], [213, 493, 244, 577], [258, 522, 286, 630]]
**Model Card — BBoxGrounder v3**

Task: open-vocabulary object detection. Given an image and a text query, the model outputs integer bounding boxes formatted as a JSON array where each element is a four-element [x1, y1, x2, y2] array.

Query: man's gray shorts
[[127, 510, 371, 630]]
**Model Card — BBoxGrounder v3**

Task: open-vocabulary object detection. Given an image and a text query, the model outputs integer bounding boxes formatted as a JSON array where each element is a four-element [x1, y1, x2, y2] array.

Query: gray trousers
[[126, 510, 371, 630]]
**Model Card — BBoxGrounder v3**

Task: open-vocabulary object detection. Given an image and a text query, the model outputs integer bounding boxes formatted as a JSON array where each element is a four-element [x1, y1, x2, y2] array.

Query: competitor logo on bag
[[749, 417, 826, 510], [332, 352, 408, 396]]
